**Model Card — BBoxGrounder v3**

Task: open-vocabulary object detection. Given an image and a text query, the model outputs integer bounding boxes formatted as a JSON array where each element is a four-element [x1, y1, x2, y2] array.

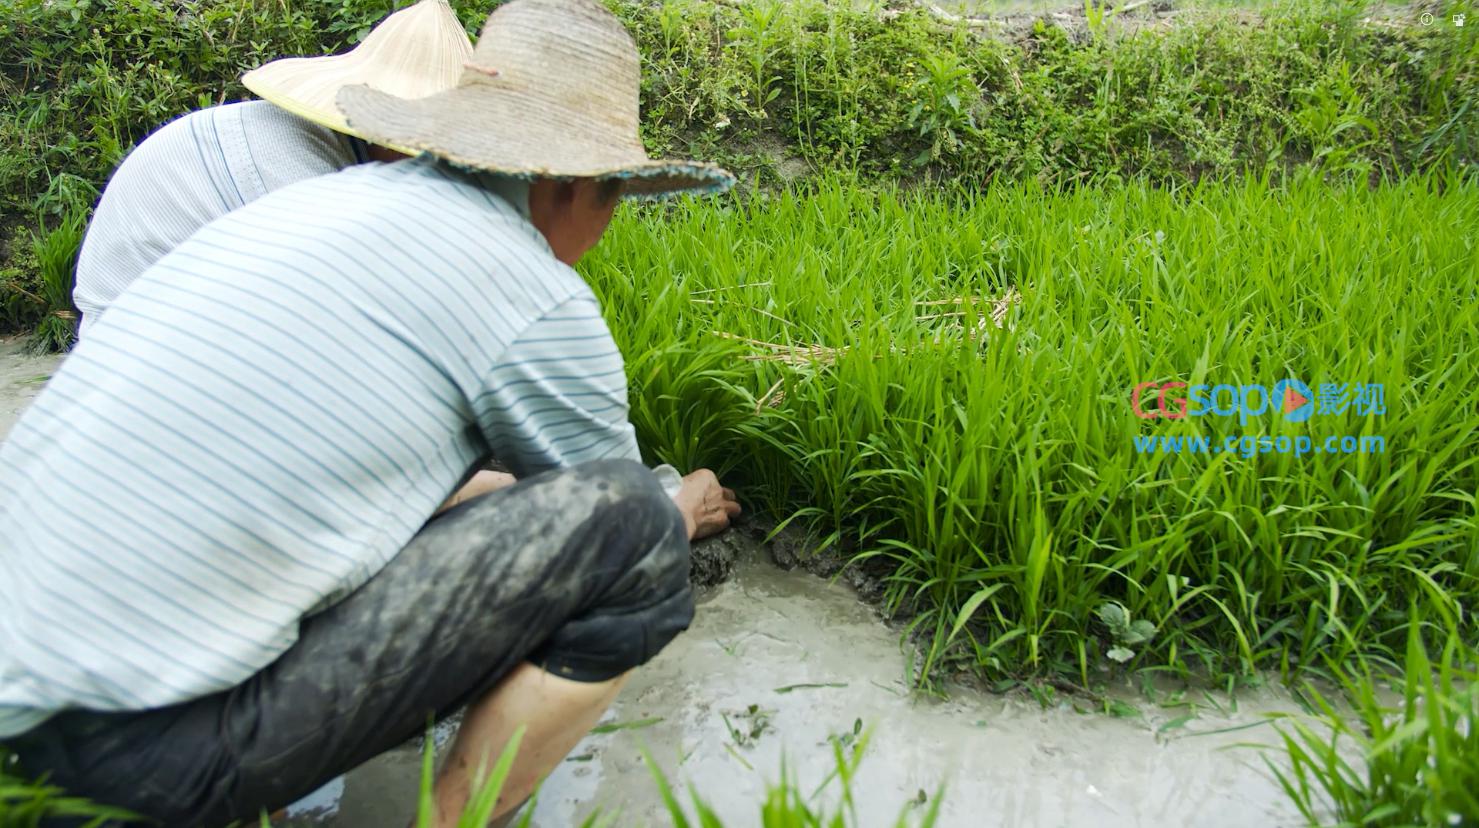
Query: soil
[[688, 526, 745, 588], [0, 335, 61, 440]]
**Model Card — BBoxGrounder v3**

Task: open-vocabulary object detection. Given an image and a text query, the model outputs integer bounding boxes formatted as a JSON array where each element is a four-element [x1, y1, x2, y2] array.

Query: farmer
[[0, 0, 740, 825], [73, 0, 510, 514], [72, 0, 472, 338]]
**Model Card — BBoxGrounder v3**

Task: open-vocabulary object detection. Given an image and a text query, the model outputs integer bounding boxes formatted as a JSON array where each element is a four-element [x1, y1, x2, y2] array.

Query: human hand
[[672, 469, 740, 541]]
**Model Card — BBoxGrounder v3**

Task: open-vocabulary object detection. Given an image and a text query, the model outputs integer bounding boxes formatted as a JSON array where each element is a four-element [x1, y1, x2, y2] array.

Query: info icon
[[1420, 11, 1434, 24]]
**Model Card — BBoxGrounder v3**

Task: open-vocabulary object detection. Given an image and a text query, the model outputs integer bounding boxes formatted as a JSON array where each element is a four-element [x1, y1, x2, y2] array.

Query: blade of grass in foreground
[[1265, 618, 1478, 827], [640, 729, 944, 827]]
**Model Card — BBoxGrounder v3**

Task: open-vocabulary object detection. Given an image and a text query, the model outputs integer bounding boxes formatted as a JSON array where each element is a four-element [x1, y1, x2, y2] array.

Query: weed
[[722, 704, 776, 748], [589, 717, 664, 734], [1096, 601, 1157, 664]]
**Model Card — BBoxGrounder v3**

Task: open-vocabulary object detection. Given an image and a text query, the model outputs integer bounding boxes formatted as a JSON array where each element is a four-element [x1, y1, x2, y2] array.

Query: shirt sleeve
[[474, 295, 642, 477]]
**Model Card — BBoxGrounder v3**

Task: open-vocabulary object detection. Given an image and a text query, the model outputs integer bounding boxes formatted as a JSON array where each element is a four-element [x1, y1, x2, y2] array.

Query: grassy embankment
[[2, 0, 1473, 342]]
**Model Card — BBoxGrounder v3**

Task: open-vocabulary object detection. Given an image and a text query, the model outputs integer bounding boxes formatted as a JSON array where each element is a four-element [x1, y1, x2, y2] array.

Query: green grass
[[3, 0, 1475, 339], [581, 170, 1479, 688], [0, 748, 138, 826], [1269, 623, 1478, 827]]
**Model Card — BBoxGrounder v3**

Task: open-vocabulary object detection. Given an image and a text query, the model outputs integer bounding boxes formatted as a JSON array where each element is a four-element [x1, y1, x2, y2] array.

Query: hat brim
[[244, 58, 420, 155], [338, 84, 735, 200]]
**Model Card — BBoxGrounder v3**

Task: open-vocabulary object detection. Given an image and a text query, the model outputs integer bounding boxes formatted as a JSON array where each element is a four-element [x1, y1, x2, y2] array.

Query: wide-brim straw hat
[[337, 0, 735, 200], [242, 0, 472, 147]]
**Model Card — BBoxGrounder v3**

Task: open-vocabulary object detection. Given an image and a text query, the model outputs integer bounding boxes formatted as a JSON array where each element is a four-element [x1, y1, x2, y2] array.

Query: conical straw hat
[[242, 0, 473, 143], [337, 0, 735, 200]]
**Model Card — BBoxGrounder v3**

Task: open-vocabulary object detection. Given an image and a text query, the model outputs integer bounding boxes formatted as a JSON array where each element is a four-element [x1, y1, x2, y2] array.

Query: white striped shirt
[[0, 155, 641, 737], [74, 101, 366, 337]]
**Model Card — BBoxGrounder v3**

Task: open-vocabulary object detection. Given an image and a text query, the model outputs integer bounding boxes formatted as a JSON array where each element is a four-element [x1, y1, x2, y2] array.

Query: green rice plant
[[642, 730, 943, 827], [24, 204, 84, 354], [582, 171, 1479, 689], [0, 747, 138, 826], [1268, 621, 1479, 827]]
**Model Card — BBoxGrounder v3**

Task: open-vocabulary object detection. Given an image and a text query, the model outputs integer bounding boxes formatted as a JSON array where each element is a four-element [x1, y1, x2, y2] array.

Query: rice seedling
[[641, 729, 943, 828], [0, 747, 137, 827], [581, 170, 1479, 689], [1268, 620, 1478, 827], [24, 205, 84, 354]]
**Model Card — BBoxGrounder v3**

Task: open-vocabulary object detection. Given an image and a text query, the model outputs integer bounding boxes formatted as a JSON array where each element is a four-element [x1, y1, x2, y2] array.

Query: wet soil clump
[[742, 517, 890, 606], [688, 529, 744, 588]]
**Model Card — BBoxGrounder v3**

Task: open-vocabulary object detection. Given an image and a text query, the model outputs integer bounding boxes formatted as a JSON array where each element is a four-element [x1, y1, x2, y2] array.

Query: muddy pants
[[7, 459, 693, 827]]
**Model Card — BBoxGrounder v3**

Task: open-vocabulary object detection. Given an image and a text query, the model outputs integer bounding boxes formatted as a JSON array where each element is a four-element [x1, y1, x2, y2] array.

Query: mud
[[278, 535, 1327, 828], [688, 529, 744, 588], [756, 517, 892, 604], [0, 336, 61, 441]]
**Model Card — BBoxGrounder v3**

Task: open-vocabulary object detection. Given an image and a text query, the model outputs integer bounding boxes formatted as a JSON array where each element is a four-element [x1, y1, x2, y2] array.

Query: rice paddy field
[[3, 0, 1478, 823], [582, 173, 1479, 690], [581, 174, 1479, 823]]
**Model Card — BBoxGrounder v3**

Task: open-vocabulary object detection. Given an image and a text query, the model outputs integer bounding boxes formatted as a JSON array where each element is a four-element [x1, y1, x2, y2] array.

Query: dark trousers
[[7, 459, 692, 827]]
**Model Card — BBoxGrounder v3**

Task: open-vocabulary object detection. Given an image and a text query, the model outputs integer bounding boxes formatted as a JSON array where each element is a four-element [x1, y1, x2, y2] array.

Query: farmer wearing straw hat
[[73, 0, 512, 518], [0, 0, 740, 825], [72, 0, 472, 339]]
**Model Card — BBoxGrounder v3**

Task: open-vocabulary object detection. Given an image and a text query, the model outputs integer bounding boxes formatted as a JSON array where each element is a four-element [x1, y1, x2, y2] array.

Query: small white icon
[[1420, 11, 1435, 24], [1455, 13, 1467, 26]]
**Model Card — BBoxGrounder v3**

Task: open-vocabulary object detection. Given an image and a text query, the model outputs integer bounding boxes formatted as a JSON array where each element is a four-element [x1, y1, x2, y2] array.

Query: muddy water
[[285, 536, 1315, 828], [0, 336, 61, 440]]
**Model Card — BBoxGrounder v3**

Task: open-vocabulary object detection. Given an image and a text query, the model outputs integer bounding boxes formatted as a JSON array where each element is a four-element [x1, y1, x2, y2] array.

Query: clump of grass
[[24, 205, 83, 353], [1269, 621, 1478, 827], [642, 729, 943, 828], [0, 748, 138, 826], [583, 171, 1479, 689]]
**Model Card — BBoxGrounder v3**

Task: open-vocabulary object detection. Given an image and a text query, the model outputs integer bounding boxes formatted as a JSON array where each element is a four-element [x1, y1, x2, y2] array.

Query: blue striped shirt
[[74, 101, 368, 337], [0, 155, 641, 737]]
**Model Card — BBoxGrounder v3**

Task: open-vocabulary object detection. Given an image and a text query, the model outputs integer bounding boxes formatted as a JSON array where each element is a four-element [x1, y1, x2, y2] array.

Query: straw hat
[[337, 0, 735, 200], [242, 0, 473, 143]]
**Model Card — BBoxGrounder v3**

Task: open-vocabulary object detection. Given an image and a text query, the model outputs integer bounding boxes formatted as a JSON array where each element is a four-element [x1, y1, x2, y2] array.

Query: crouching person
[[0, 1, 739, 825]]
